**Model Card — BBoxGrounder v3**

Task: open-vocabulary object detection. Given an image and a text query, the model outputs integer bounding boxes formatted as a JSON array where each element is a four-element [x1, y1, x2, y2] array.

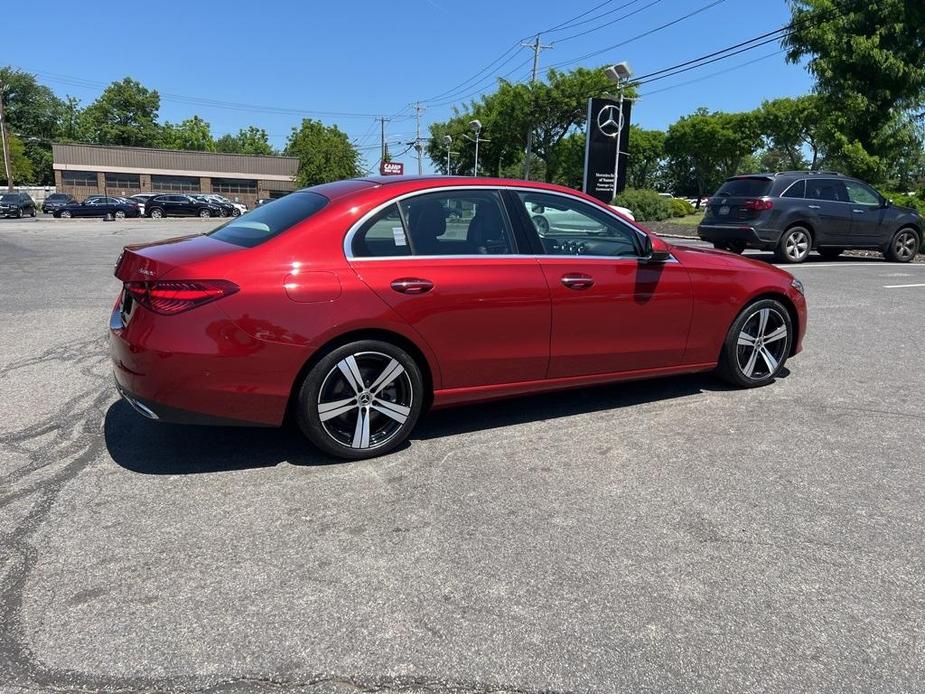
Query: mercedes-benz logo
[[597, 104, 623, 138]]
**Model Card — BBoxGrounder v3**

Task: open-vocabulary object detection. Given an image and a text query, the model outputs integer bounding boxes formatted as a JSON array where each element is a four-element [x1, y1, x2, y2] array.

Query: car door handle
[[560, 273, 594, 290], [808, 204, 821, 209], [390, 278, 433, 295], [852, 209, 865, 214]]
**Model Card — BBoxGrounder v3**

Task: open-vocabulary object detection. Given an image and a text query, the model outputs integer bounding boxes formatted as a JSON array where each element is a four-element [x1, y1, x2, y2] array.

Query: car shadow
[[743, 250, 886, 264], [106, 369, 776, 475]]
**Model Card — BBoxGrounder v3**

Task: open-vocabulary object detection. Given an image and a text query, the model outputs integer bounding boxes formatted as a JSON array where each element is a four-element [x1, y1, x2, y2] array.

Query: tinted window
[[516, 192, 641, 257], [844, 180, 880, 205], [0, 194, 18, 202], [715, 178, 773, 197], [397, 190, 515, 256], [47, 193, 69, 201], [807, 179, 848, 202], [781, 180, 805, 198], [352, 203, 411, 257], [208, 191, 328, 248]]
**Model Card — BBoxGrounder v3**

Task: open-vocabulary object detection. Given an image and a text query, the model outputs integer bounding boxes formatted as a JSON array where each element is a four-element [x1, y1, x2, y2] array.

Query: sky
[[5, 0, 813, 173]]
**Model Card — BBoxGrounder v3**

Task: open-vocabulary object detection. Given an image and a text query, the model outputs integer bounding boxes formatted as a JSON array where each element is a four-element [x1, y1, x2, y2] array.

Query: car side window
[[807, 179, 849, 202], [352, 203, 412, 257], [844, 181, 880, 206], [781, 180, 805, 198], [515, 191, 641, 257], [398, 190, 515, 256]]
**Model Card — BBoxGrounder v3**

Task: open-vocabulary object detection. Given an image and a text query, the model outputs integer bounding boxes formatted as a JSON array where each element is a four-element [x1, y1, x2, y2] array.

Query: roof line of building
[[51, 142, 298, 161]]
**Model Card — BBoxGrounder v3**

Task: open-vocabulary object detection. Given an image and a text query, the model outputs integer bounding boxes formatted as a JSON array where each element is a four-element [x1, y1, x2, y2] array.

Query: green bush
[[668, 197, 694, 217], [884, 192, 925, 216], [613, 189, 672, 222]]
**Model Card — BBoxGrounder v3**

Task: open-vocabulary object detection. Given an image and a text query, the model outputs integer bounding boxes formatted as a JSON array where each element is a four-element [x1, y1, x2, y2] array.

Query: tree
[[215, 126, 275, 155], [0, 133, 34, 185], [163, 115, 215, 151], [664, 109, 763, 203], [757, 96, 825, 169], [81, 77, 162, 147], [786, 0, 925, 147], [284, 119, 359, 186], [626, 126, 666, 189], [0, 67, 67, 184]]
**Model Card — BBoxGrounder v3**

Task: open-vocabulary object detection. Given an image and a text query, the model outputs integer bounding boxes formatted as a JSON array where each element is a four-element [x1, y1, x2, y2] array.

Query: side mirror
[[641, 234, 672, 263]]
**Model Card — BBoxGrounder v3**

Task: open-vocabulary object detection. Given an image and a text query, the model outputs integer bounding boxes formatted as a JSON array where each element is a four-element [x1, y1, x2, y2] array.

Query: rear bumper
[[116, 380, 272, 427], [698, 223, 780, 249]]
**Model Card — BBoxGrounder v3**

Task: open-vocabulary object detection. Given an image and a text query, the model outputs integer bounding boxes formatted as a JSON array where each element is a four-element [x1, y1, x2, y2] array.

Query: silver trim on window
[[342, 184, 653, 261]]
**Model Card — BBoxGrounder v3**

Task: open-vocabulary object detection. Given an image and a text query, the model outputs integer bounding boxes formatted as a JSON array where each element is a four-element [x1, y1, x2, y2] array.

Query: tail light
[[123, 280, 238, 315], [744, 198, 774, 211]]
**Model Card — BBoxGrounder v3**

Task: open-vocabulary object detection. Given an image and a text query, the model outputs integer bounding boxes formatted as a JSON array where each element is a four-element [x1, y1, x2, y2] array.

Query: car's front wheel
[[297, 340, 424, 460], [59, 210, 71, 219], [885, 227, 919, 263], [149, 207, 164, 219], [717, 299, 793, 388], [114, 210, 126, 219], [776, 226, 811, 263], [199, 209, 211, 219]]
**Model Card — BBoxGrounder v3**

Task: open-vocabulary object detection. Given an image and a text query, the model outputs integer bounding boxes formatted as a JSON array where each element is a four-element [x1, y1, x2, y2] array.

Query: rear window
[[714, 178, 773, 198], [207, 191, 328, 248]]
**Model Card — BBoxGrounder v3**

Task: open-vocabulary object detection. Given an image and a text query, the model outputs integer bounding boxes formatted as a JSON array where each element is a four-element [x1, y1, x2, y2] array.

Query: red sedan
[[110, 177, 807, 459]]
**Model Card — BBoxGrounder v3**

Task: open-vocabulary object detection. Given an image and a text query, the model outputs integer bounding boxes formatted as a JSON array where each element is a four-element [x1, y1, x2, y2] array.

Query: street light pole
[[443, 134, 452, 174], [604, 62, 633, 201], [466, 120, 489, 177], [612, 87, 625, 201], [0, 80, 14, 191]]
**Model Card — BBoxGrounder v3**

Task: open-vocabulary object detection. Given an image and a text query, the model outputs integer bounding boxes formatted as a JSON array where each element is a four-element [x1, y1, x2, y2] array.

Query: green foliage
[[162, 115, 215, 151], [81, 77, 162, 147], [757, 95, 825, 169], [613, 189, 673, 222], [664, 108, 763, 198], [285, 119, 360, 187], [883, 192, 925, 215], [627, 126, 666, 189], [668, 197, 694, 217], [0, 133, 34, 184]]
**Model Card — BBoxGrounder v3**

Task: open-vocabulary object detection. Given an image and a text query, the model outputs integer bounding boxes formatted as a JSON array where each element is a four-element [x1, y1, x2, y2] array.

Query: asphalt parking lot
[[1, 217, 923, 693]]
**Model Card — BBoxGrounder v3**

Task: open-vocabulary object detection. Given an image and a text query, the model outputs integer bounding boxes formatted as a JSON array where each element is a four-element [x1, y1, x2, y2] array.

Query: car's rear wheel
[[776, 226, 811, 263], [199, 209, 211, 219], [885, 227, 919, 263], [30, 207, 36, 217], [231, 208, 241, 217], [818, 247, 843, 258], [15, 208, 22, 219], [114, 210, 126, 219], [717, 299, 793, 388], [149, 207, 164, 219], [60, 210, 71, 219], [297, 340, 424, 460]]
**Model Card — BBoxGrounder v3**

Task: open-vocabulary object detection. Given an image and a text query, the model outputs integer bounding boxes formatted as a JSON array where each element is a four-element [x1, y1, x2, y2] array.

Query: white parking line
[[778, 263, 925, 269], [883, 283, 925, 289]]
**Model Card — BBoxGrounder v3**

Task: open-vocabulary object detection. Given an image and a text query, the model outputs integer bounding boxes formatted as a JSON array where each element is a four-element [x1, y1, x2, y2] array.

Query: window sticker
[[392, 226, 407, 247]]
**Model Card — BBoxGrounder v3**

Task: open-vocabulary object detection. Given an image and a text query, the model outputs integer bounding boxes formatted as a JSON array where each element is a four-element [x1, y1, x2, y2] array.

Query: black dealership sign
[[582, 97, 632, 203]]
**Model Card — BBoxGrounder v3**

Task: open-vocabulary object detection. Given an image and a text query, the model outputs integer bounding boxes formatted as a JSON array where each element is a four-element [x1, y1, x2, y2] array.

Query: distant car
[[698, 171, 922, 263], [0, 192, 37, 218], [55, 196, 141, 219], [144, 194, 221, 219], [207, 194, 246, 216], [255, 198, 273, 207], [41, 192, 76, 214], [192, 194, 240, 217], [129, 193, 161, 216]]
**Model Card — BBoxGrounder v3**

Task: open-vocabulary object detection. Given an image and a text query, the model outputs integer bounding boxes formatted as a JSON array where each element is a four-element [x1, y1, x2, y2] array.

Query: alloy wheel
[[784, 230, 809, 262], [317, 351, 413, 450], [736, 307, 788, 380], [115, 210, 126, 219], [893, 230, 918, 261], [200, 209, 210, 218], [60, 211, 71, 218], [151, 209, 163, 219]]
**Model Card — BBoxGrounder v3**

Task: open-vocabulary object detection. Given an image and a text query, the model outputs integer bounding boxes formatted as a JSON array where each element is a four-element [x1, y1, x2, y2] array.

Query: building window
[[268, 190, 292, 199], [151, 175, 200, 193], [212, 178, 257, 194], [62, 170, 98, 187], [105, 173, 141, 190]]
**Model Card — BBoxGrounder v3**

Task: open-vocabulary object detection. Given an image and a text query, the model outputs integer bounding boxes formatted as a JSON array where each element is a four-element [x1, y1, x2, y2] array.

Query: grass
[[671, 211, 706, 227]]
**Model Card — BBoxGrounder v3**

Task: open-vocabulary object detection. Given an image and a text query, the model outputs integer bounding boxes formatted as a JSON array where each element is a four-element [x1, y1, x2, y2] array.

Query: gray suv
[[697, 172, 922, 263]]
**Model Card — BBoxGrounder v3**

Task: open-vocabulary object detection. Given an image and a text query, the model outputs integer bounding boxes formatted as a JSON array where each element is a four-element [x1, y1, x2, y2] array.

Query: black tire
[[15, 208, 22, 219], [231, 208, 241, 217], [199, 208, 211, 219], [114, 210, 126, 220], [818, 247, 843, 259], [885, 227, 919, 263], [712, 242, 729, 251], [59, 210, 71, 219], [775, 226, 812, 263], [30, 207, 36, 217], [148, 207, 164, 219], [296, 340, 424, 460], [717, 299, 793, 388]]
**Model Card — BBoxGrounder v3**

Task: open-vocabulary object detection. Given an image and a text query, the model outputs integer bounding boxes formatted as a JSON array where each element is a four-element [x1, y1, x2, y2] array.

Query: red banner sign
[[380, 161, 404, 176]]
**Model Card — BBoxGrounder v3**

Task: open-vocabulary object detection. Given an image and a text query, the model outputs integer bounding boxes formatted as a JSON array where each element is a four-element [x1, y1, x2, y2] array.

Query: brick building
[[51, 143, 298, 208]]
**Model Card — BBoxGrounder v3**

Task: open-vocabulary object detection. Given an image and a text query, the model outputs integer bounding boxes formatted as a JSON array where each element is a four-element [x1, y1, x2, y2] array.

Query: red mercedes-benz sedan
[[110, 177, 807, 459]]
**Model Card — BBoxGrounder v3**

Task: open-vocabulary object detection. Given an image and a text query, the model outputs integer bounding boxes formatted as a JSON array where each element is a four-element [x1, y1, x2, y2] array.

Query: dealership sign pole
[[583, 96, 632, 203]]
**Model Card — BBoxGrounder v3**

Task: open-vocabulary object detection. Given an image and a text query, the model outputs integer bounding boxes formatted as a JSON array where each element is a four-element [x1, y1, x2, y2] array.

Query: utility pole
[[375, 116, 390, 169], [413, 102, 424, 175], [0, 79, 13, 191], [522, 34, 552, 181]]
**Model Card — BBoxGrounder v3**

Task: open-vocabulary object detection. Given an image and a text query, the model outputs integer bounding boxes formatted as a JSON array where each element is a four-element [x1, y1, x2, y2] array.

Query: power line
[[638, 49, 786, 97], [553, 0, 665, 43]]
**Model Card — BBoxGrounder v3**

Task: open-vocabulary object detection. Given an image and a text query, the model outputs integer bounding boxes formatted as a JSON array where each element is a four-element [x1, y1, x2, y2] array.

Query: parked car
[[144, 194, 221, 219], [191, 194, 240, 217], [55, 196, 142, 219], [111, 176, 807, 460], [129, 193, 159, 216], [0, 192, 37, 218], [209, 194, 247, 216], [697, 171, 922, 263], [254, 198, 273, 207], [41, 192, 76, 214]]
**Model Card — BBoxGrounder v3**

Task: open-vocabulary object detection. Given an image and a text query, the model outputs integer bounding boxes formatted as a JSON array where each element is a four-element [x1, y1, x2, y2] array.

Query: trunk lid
[[115, 234, 241, 281], [704, 176, 774, 223]]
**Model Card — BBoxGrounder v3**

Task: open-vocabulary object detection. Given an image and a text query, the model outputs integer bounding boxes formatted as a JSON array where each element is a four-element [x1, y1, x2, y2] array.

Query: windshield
[[207, 191, 328, 248], [48, 194, 69, 200], [0, 194, 19, 202], [714, 178, 773, 197]]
